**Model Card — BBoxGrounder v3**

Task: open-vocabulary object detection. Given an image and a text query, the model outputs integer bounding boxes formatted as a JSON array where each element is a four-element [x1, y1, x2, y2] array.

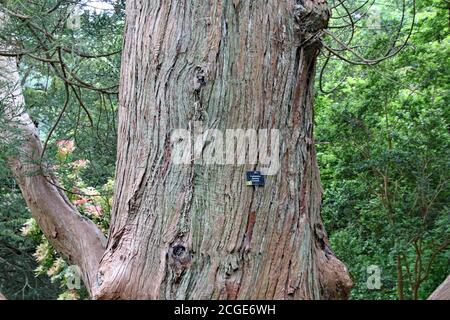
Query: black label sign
[[246, 171, 265, 186]]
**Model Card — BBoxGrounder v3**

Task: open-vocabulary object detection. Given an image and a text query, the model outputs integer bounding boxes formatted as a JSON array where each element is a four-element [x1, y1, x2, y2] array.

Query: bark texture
[[94, 0, 351, 299], [0, 53, 106, 296], [428, 275, 450, 300]]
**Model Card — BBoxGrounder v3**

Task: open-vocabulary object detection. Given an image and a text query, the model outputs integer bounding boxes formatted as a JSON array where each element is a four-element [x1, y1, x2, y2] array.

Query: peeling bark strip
[[94, 0, 351, 299], [0, 16, 106, 295]]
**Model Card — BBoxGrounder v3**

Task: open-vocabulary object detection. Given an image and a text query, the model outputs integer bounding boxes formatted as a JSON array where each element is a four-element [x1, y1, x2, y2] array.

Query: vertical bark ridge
[[94, 0, 352, 300]]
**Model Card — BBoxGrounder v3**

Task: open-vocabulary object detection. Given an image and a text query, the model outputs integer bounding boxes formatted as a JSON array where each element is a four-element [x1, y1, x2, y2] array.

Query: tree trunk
[[93, 0, 351, 299], [1, 1, 351, 300], [428, 275, 450, 300]]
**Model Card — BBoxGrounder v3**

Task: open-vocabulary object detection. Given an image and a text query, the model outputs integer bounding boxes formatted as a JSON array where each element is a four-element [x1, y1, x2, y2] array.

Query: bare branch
[[323, 0, 416, 66]]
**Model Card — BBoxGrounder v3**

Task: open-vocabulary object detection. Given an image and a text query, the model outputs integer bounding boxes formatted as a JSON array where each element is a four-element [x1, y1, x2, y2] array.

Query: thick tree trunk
[[1, 1, 351, 300], [93, 0, 351, 299]]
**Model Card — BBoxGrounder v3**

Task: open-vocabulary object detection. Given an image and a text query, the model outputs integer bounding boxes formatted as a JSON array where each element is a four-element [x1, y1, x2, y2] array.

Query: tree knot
[[193, 66, 207, 92], [293, 0, 330, 45], [168, 241, 192, 280]]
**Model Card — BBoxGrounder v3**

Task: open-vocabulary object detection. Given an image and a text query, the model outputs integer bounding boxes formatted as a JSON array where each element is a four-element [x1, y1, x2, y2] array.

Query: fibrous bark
[[93, 0, 351, 299], [1, 1, 351, 300]]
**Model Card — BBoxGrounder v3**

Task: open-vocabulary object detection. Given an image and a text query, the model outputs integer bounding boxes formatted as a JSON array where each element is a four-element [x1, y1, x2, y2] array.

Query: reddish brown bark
[[93, 0, 351, 299]]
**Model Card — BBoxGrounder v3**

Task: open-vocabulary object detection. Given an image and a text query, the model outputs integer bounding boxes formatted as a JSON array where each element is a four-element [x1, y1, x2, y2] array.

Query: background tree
[[0, 0, 123, 298], [317, 0, 449, 300]]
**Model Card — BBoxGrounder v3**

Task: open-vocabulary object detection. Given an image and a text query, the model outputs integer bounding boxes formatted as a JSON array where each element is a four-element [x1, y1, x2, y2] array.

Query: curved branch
[[0, 48, 106, 297], [319, 51, 347, 94], [323, 0, 416, 66]]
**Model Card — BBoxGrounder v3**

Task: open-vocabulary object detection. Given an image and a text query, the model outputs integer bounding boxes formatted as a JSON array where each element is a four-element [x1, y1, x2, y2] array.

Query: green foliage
[[1, 98, 60, 299], [21, 140, 113, 300], [317, 0, 449, 300], [0, 0, 122, 299], [0, 182, 60, 299]]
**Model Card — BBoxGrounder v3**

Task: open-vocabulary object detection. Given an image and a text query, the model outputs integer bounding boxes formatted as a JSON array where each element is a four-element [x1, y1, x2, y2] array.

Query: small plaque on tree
[[246, 171, 265, 186]]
